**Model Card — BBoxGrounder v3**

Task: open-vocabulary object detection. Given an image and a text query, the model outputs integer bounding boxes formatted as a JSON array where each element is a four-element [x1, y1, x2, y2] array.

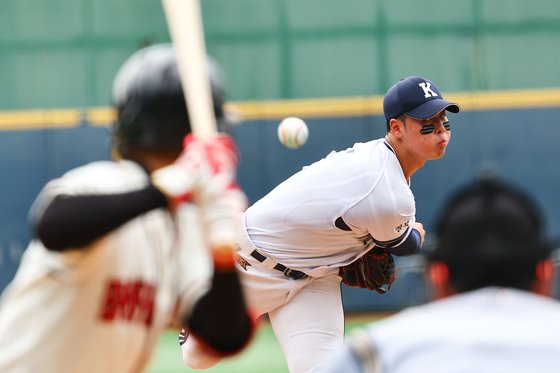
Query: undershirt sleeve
[[34, 184, 168, 251], [386, 228, 422, 256]]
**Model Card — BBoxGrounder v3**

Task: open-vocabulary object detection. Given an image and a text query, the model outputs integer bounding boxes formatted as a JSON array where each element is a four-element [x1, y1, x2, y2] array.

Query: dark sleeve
[[184, 267, 254, 356], [34, 184, 168, 251], [387, 228, 422, 256]]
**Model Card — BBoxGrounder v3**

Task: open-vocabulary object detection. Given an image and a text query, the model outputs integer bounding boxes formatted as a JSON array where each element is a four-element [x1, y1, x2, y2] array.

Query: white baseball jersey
[[0, 160, 212, 373], [244, 138, 415, 276], [325, 287, 560, 373]]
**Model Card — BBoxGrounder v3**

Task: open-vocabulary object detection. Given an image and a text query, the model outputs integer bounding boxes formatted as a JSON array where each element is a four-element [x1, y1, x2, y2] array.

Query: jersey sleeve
[[344, 171, 416, 245], [29, 161, 167, 252], [30, 161, 150, 221]]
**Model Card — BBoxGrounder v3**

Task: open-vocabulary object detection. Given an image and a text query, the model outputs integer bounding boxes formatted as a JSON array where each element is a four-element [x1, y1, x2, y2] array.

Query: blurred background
[[1, 0, 560, 314]]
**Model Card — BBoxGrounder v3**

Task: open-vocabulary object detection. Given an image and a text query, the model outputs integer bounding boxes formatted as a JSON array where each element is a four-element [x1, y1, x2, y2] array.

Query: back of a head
[[111, 43, 226, 156], [430, 175, 551, 292]]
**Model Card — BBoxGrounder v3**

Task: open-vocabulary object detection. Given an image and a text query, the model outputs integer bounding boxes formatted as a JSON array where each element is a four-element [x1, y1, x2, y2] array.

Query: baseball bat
[[161, 0, 237, 265], [161, 0, 217, 139]]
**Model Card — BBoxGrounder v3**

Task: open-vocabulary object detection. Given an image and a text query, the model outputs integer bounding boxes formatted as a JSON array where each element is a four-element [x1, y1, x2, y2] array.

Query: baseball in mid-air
[[277, 117, 309, 149]]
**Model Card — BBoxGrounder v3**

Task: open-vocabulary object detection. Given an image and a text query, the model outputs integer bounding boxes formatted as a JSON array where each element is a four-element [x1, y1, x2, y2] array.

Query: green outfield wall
[[2, 0, 560, 108]]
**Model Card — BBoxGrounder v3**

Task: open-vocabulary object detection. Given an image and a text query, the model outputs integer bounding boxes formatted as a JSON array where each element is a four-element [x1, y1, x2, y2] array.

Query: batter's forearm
[[185, 268, 254, 356], [34, 185, 168, 251]]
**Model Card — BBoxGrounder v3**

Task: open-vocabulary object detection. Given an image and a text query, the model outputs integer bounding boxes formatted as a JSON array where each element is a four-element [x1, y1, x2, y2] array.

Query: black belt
[[250, 250, 309, 280]]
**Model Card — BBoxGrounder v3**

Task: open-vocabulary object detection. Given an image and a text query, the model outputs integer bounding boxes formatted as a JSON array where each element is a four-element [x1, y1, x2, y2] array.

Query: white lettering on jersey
[[418, 82, 438, 98]]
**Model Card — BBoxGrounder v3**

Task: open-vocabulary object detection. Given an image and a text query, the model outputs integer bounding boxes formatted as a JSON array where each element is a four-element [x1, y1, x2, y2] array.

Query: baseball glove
[[339, 247, 396, 294]]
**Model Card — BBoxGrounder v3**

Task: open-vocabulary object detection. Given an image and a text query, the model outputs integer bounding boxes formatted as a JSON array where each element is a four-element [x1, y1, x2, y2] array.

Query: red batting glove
[[151, 133, 239, 205], [151, 133, 247, 260], [182, 133, 239, 178], [183, 134, 247, 261]]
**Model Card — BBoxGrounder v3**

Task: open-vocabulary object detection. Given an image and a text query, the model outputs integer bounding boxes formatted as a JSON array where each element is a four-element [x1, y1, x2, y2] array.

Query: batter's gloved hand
[[151, 133, 247, 265], [339, 247, 396, 294], [151, 133, 239, 204], [183, 134, 246, 257]]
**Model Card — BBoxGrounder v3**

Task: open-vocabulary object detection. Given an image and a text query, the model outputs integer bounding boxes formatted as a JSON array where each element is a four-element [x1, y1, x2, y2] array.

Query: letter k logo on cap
[[418, 82, 439, 98]]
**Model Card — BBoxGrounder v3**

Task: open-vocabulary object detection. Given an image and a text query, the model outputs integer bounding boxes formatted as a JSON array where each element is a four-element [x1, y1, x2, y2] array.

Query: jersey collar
[[383, 140, 410, 186]]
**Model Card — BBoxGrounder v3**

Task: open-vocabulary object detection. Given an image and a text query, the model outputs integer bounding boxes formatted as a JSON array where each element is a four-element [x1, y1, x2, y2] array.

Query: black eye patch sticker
[[443, 121, 450, 130], [420, 124, 435, 134]]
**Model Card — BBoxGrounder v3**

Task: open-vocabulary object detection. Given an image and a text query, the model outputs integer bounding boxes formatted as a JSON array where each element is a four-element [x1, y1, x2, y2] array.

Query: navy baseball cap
[[383, 76, 460, 122]]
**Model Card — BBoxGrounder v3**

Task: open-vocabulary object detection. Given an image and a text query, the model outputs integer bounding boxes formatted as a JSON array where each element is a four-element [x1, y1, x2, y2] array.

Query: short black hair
[[429, 175, 551, 292]]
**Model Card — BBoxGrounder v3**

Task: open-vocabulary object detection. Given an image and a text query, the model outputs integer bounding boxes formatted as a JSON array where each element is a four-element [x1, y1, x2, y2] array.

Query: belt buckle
[[283, 268, 306, 280]]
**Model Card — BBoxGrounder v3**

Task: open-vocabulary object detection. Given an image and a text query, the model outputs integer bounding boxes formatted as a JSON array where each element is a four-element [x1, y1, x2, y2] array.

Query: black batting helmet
[[111, 43, 226, 154]]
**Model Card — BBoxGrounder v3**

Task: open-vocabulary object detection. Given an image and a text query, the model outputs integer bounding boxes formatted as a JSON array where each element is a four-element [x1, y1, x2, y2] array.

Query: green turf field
[[147, 314, 385, 373]]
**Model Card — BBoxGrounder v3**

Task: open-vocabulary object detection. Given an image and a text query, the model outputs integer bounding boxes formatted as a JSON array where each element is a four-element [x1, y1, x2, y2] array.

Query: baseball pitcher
[[182, 76, 460, 372]]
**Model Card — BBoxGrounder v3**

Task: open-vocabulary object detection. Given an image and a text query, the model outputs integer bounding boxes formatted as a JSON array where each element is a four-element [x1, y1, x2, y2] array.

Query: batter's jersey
[[244, 139, 415, 276], [0, 160, 212, 373], [325, 287, 560, 373]]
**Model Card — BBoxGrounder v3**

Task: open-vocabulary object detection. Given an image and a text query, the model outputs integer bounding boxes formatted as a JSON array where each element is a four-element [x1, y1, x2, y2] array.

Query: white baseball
[[277, 117, 309, 149]]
